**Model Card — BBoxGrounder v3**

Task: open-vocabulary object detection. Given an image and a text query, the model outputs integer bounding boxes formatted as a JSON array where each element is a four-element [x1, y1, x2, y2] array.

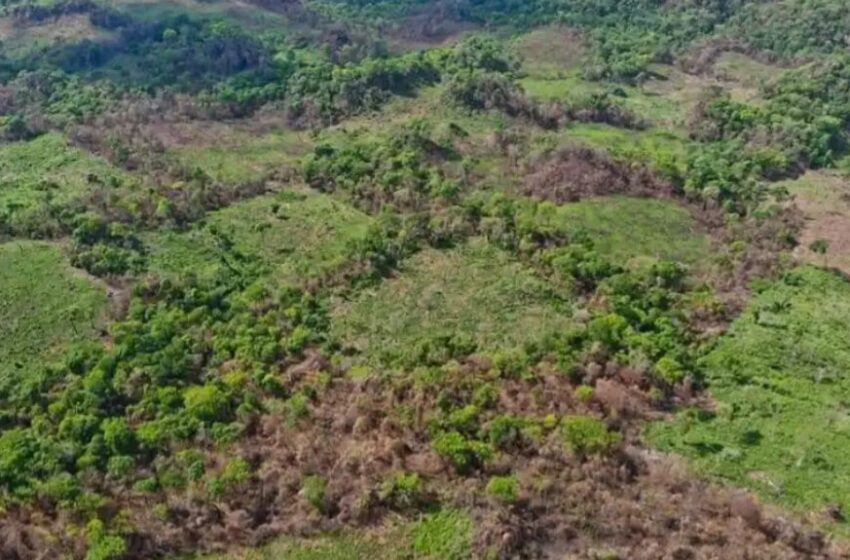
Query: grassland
[[778, 171, 850, 274], [711, 52, 779, 101], [0, 14, 113, 57], [513, 25, 585, 78], [190, 509, 471, 560], [648, 267, 850, 532], [0, 132, 131, 222], [0, 241, 107, 383], [331, 238, 572, 365], [144, 189, 373, 285], [554, 195, 711, 267], [173, 126, 313, 183]]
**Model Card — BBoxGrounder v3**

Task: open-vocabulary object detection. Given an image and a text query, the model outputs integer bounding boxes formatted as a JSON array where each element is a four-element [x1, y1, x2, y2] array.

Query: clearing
[[331, 238, 572, 366], [649, 266, 850, 534], [144, 189, 373, 285], [0, 240, 108, 385]]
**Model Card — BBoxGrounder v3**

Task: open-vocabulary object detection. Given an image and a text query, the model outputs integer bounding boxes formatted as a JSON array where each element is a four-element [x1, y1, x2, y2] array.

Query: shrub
[[85, 519, 126, 560], [485, 475, 520, 504], [184, 385, 230, 423], [207, 458, 250, 499], [654, 356, 686, 385], [379, 472, 423, 509], [432, 431, 493, 474], [561, 415, 622, 457], [102, 418, 136, 455], [587, 314, 629, 353], [486, 415, 526, 449], [575, 385, 595, 403], [302, 475, 328, 513]]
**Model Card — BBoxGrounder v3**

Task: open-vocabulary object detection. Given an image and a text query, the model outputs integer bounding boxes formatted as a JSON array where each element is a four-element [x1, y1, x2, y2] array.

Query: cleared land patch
[[331, 238, 572, 365], [171, 123, 312, 183], [649, 267, 850, 533], [711, 51, 780, 101], [514, 25, 585, 78], [0, 132, 132, 232], [0, 241, 107, 385], [0, 14, 111, 57], [144, 189, 373, 285], [779, 171, 850, 275], [555, 195, 712, 267]]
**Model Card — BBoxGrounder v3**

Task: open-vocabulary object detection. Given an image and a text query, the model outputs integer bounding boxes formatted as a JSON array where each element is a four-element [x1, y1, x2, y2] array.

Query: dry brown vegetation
[[2, 353, 844, 559]]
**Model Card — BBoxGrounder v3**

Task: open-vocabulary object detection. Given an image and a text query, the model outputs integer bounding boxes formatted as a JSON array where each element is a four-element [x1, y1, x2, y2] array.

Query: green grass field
[[331, 238, 572, 365], [0, 241, 107, 383], [554, 196, 711, 267], [173, 127, 313, 183], [189, 509, 471, 560], [648, 267, 850, 532], [144, 189, 373, 285], [0, 132, 130, 212]]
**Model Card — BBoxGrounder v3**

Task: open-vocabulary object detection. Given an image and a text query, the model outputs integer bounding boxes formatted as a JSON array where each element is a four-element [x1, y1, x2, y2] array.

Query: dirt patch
[[521, 146, 676, 203], [515, 25, 586, 78], [0, 13, 107, 48], [385, 1, 479, 52], [783, 171, 850, 275]]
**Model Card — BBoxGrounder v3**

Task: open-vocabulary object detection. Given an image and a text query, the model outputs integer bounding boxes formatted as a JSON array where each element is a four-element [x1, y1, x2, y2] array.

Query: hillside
[[1, 1, 850, 559]]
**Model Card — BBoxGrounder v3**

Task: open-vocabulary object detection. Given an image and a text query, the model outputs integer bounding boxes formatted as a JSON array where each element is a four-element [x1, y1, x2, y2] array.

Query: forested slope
[[1, 1, 850, 559]]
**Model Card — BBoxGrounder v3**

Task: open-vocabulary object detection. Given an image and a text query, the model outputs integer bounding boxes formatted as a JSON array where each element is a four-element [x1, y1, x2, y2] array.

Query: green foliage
[[431, 431, 493, 474], [302, 475, 328, 513], [574, 385, 595, 403], [0, 241, 106, 391], [379, 472, 423, 509], [70, 215, 145, 277], [485, 475, 520, 504], [85, 519, 126, 560], [561, 415, 621, 457], [207, 458, 251, 499], [649, 268, 850, 524], [304, 124, 460, 212], [728, 1, 850, 60], [184, 385, 231, 423], [486, 415, 527, 450], [0, 264, 327, 499], [654, 355, 686, 385], [411, 509, 474, 560]]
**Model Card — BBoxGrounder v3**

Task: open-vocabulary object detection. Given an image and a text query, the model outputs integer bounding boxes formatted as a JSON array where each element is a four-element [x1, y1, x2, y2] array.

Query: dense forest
[[2, 0, 850, 559]]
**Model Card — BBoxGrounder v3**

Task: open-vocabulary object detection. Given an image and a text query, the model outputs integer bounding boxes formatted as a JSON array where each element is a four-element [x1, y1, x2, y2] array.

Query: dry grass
[[0, 14, 110, 55], [514, 25, 586, 79], [780, 171, 850, 274]]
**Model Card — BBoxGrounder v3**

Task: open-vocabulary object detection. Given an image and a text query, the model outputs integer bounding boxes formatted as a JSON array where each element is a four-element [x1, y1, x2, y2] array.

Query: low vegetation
[[331, 238, 572, 366], [650, 267, 850, 532], [0, 240, 107, 391], [2, 1, 850, 559]]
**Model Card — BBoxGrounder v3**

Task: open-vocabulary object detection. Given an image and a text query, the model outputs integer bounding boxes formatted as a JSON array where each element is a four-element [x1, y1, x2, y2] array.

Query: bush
[[102, 418, 136, 455], [184, 385, 231, 423], [574, 385, 595, 403], [561, 415, 622, 457], [85, 519, 126, 560], [432, 431, 493, 474], [302, 475, 328, 513], [207, 458, 250, 499], [379, 472, 423, 510], [486, 415, 526, 450], [485, 475, 520, 504], [654, 356, 686, 385]]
